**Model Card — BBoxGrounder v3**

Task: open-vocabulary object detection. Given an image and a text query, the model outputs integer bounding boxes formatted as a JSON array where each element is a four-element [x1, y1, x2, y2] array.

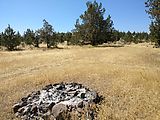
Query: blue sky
[[0, 0, 150, 34]]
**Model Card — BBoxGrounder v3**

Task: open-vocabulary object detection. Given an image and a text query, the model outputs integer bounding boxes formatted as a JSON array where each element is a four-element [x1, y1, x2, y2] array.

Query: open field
[[0, 43, 160, 120]]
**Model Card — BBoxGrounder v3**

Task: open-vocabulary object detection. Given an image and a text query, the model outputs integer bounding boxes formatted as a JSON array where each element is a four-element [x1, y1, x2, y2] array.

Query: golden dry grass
[[0, 43, 160, 120]]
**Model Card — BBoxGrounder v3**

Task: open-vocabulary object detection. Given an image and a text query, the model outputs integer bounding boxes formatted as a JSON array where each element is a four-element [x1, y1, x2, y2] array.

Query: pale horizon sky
[[0, 0, 151, 34]]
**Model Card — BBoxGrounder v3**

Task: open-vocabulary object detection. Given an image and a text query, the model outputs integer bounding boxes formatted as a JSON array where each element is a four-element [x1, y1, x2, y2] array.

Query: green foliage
[[0, 33, 2, 46], [145, 0, 160, 19], [112, 30, 121, 42], [123, 31, 134, 43], [34, 29, 41, 48], [118, 31, 149, 44], [16, 32, 23, 45], [1, 25, 21, 51], [149, 21, 160, 46], [69, 32, 81, 45], [145, 0, 160, 46], [40, 19, 56, 48], [23, 29, 41, 48], [64, 32, 72, 45], [134, 32, 149, 43], [75, 1, 114, 46], [24, 29, 35, 45], [56, 32, 65, 43]]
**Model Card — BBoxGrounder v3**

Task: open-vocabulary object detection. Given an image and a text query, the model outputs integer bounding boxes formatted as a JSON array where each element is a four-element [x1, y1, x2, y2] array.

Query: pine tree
[[2, 25, 21, 51], [40, 19, 56, 48], [75, 1, 114, 46], [24, 29, 35, 45], [64, 32, 72, 45], [34, 29, 41, 48]]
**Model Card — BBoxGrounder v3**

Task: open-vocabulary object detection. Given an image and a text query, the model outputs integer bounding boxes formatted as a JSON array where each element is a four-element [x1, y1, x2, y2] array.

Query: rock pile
[[13, 82, 101, 120]]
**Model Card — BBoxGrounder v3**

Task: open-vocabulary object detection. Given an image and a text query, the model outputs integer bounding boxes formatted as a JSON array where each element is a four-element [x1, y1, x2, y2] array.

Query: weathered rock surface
[[13, 82, 101, 120]]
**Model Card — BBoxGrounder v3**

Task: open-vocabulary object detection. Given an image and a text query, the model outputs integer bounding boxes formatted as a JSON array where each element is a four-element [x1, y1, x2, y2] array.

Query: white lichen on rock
[[13, 82, 101, 120]]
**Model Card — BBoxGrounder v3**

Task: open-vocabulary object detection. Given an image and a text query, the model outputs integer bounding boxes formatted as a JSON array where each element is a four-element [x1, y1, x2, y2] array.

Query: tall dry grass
[[0, 43, 160, 120]]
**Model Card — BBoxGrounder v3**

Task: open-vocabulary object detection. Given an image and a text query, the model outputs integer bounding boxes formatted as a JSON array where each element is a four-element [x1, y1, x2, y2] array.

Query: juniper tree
[[75, 1, 114, 46], [145, 0, 160, 46], [40, 19, 56, 48], [2, 25, 21, 50], [34, 29, 42, 48], [24, 29, 35, 45]]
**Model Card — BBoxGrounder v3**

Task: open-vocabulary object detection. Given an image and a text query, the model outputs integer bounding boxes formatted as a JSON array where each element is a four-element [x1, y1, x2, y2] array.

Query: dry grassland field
[[0, 43, 160, 120]]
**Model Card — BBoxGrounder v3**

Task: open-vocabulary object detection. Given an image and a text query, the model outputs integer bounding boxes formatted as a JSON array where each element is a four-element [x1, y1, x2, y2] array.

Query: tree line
[[0, 0, 159, 51]]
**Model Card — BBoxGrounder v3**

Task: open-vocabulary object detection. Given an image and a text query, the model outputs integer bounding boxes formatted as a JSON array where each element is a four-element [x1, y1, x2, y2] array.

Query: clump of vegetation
[[0, 25, 21, 51], [40, 19, 57, 48], [23, 29, 41, 48]]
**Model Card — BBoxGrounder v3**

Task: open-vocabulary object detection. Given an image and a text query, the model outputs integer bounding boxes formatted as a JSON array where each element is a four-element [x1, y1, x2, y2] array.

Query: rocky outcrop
[[13, 82, 101, 120]]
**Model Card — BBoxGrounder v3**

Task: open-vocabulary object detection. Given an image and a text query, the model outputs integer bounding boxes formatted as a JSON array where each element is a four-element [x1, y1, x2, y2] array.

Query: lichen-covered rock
[[13, 82, 101, 120]]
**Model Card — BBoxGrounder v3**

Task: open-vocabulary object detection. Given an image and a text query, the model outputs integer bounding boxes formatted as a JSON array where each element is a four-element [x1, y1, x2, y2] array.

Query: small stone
[[31, 106, 38, 115], [36, 90, 41, 95], [53, 83, 59, 86], [21, 97, 28, 102], [77, 101, 83, 108], [15, 112, 19, 117], [23, 105, 31, 115], [77, 112, 82, 117], [13, 104, 21, 113], [51, 103, 67, 118], [57, 84, 65, 90], [48, 102, 55, 110], [77, 107, 82, 113], [42, 84, 53, 91], [73, 91, 79, 97], [49, 115, 56, 120], [81, 93, 85, 99], [71, 82, 77, 87], [18, 107, 25, 113], [21, 101, 28, 106]]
